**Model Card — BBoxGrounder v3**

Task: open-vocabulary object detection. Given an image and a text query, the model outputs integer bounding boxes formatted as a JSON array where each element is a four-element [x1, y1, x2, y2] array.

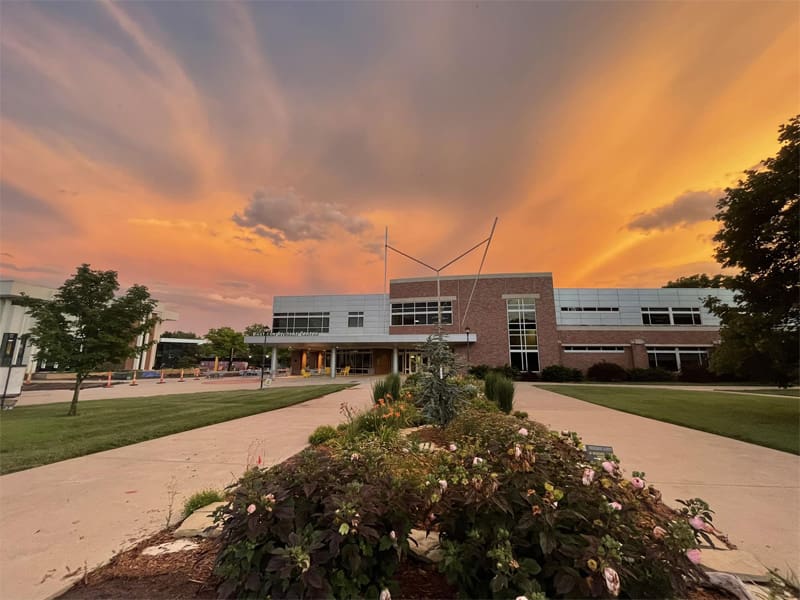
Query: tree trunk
[[68, 376, 83, 416]]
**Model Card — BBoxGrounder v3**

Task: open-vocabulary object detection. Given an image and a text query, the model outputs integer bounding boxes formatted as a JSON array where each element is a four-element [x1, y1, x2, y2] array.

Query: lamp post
[[260, 329, 268, 389], [465, 327, 470, 364]]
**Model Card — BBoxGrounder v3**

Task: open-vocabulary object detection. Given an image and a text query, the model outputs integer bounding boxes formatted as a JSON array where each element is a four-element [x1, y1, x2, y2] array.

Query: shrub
[[485, 374, 515, 414], [678, 364, 718, 383], [484, 371, 499, 403], [373, 373, 402, 403], [308, 425, 338, 446], [183, 489, 224, 519], [372, 378, 388, 403], [468, 364, 491, 379], [541, 365, 583, 382], [586, 361, 628, 382], [513, 410, 529, 420], [627, 367, 674, 382]]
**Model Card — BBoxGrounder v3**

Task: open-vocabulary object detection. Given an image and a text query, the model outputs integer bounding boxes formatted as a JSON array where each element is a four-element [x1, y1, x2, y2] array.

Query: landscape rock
[[141, 539, 199, 556], [703, 572, 756, 600], [700, 547, 771, 583], [173, 501, 226, 539], [408, 529, 443, 564]]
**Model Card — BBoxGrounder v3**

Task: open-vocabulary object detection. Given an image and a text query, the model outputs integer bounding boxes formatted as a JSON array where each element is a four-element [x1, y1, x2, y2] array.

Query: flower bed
[[213, 346, 731, 599]]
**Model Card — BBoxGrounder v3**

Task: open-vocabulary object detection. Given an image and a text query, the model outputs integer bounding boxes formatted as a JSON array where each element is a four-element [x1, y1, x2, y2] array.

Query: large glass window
[[1, 333, 17, 366], [647, 347, 709, 371], [272, 312, 330, 333], [641, 307, 702, 326], [507, 298, 539, 372], [391, 301, 453, 326], [348, 312, 364, 328]]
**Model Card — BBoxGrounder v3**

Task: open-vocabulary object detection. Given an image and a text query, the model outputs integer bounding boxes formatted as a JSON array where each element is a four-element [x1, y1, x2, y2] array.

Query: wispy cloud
[[627, 189, 723, 232]]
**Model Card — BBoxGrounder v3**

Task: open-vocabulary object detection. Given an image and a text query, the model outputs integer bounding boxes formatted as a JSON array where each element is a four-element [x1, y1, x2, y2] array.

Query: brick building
[[245, 272, 733, 377]]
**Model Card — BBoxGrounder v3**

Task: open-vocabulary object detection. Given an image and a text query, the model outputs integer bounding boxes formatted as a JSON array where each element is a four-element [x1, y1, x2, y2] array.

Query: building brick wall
[[390, 274, 559, 370]]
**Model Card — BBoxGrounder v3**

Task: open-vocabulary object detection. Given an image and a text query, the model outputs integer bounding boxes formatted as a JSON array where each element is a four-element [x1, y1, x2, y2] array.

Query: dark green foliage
[[434, 411, 704, 598], [203, 327, 248, 362], [468, 364, 491, 379], [308, 425, 338, 446], [513, 410, 529, 420], [416, 335, 466, 427], [214, 444, 425, 599], [485, 372, 515, 413], [372, 379, 388, 403], [541, 365, 583, 382], [183, 489, 224, 518], [586, 362, 628, 382], [663, 274, 727, 288], [627, 368, 674, 382], [18, 264, 159, 416], [677, 364, 720, 383], [707, 115, 799, 386]]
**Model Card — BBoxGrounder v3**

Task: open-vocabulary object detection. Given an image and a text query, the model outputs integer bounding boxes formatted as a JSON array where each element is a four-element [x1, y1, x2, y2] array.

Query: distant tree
[[663, 274, 727, 288], [244, 323, 271, 365], [706, 115, 799, 386], [161, 330, 199, 339], [203, 327, 248, 369], [19, 264, 159, 416]]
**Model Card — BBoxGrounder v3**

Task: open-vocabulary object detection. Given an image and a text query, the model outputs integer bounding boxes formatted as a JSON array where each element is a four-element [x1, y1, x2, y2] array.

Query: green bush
[[678, 364, 718, 383], [586, 361, 628, 382], [484, 371, 499, 403], [385, 373, 401, 401], [513, 410, 528, 420], [308, 425, 338, 446], [496, 377, 515, 414], [541, 365, 583, 382], [214, 442, 425, 599], [183, 489, 224, 518], [627, 367, 674, 382], [468, 364, 491, 379]]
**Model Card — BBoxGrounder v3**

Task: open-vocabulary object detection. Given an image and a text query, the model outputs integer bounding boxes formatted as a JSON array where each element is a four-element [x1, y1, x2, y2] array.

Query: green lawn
[[721, 388, 800, 397], [536, 385, 800, 455], [0, 385, 352, 474]]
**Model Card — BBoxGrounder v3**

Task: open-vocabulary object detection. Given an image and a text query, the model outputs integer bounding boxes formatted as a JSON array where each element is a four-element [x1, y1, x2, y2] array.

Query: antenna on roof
[[385, 217, 498, 335]]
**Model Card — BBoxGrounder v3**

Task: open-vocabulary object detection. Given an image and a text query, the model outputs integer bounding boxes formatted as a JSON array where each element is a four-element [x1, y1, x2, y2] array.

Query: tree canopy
[[707, 115, 799, 385], [663, 274, 727, 289], [243, 323, 271, 336], [203, 327, 248, 360], [20, 264, 159, 415]]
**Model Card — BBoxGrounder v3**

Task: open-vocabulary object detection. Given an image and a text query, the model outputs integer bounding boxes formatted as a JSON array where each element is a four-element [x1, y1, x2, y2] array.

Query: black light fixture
[[465, 327, 471, 364]]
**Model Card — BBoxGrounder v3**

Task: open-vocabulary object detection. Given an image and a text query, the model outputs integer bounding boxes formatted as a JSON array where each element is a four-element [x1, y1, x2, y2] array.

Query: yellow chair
[[301, 369, 311, 378], [342, 366, 351, 376], [324, 367, 331, 375]]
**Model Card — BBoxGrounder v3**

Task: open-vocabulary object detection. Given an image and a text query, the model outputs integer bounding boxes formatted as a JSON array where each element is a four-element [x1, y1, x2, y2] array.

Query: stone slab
[[174, 502, 227, 539], [408, 529, 443, 563], [142, 539, 199, 556]]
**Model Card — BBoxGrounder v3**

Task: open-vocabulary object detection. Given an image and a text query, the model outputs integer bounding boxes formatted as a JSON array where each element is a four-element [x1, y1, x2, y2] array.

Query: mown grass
[[0, 385, 351, 474], [721, 387, 799, 397], [536, 385, 800, 455]]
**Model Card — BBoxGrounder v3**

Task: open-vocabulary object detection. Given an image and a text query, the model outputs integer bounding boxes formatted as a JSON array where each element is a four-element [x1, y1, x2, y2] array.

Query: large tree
[[663, 274, 727, 289], [203, 327, 248, 369], [244, 323, 271, 365], [20, 264, 159, 415], [707, 115, 799, 385]]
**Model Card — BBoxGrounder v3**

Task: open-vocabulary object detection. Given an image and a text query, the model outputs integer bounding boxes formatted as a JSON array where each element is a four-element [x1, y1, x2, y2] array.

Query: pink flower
[[514, 444, 522, 459], [448, 443, 457, 451], [609, 501, 622, 511], [439, 479, 448, 492], [652, 526, 667, 539], [631, 477, 645, 489], [602, 461, 615, 474], [518, 427, 529, 436], [582, 468, 595, 486], [379, 589, 391, 600], [247, 503, 256, 514], [603, 567, 621, 597], [686, 548, 702, 564], [689, 516, 706, 531], [472, 456, 484, 466]]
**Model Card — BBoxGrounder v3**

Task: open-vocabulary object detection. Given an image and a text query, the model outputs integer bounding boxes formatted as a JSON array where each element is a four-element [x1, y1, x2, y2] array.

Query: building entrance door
[[398, 350, 422, 374]]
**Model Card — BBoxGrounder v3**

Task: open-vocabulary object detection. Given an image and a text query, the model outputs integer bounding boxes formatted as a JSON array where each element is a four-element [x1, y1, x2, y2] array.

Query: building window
[[647, 347, 709, 371], [391, 301, 453, 326], [348, 312, 364, 328], [507, 298, 539, 372], [272, 312, 330, 333], [641, 307, 702, 326], [563, 345, 625, 353], [560, 307, 619, 312], [1, 333, 17, 366], [15, 334, 29, 366]]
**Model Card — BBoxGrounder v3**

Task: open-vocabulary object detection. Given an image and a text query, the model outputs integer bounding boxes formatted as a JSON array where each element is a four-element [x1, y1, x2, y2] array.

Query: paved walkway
[[514, 385, 800, 574], [2, 381, 798, 598], [0, 381, 372, 600]]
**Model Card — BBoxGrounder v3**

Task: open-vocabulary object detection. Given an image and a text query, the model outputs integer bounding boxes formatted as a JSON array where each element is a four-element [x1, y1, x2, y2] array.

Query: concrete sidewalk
[[0, 383, 372, 600], [515, 385, 800, 574]]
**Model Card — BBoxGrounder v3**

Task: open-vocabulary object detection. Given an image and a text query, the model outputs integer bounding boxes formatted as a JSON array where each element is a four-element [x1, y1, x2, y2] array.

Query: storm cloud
[[627, 189, 723, 232]]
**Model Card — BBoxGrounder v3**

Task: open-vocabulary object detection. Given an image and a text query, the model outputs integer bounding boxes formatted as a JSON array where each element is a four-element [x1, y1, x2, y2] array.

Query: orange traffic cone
[[105, 371, 112, 388], [179, 369, 185, 382], [193, 368, 200, 380], [130, 370, 138, 386], [158, 369, 166, 384]]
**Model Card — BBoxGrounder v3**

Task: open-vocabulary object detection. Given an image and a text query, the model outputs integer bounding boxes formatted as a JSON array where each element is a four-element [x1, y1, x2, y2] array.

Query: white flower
[[389, 530, 397, 541], [379, 588, 391, 600], [582, 468, 595, 486], [603, 567, 621, 597], [350, 452, 361, 461], [439, 479, 448, 492], [448, 443, 457, 451], [515, 597, 529, 600], [518, 427, 529, 436], [514, 444, 522, 459], [472, 456, 484, 466]]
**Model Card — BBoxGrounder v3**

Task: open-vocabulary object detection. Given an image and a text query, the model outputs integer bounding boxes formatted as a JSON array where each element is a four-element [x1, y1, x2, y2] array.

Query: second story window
[[391, 301, 453, 326], [348, 312, 364, 328], [641, 307, 702, 326]]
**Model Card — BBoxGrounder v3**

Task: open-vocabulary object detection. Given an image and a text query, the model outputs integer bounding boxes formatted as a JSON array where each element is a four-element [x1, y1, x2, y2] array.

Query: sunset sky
[[1, 1, 797, 333]]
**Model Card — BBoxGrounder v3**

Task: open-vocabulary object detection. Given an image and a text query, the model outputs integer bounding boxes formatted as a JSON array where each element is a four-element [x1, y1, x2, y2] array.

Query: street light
[[465, 327, 471, 364], [260, 328, 268, 390]]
